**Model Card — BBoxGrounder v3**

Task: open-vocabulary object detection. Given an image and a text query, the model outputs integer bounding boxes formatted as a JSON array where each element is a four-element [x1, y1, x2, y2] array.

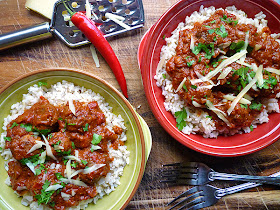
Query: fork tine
[[166, 186, 199, 206], [177, 197, 204, 210], [187, 202, 208, 210], [168, 190, 203, 210]]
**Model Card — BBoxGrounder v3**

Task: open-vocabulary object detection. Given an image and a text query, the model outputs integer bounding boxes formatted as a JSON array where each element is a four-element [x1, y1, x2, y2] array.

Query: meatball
[[48, 131, 73, 156], [10, 134, 42, 160]]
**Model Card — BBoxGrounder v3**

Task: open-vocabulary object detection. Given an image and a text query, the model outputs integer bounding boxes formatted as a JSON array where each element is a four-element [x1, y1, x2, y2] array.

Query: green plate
[[0, 68, 146, 210]]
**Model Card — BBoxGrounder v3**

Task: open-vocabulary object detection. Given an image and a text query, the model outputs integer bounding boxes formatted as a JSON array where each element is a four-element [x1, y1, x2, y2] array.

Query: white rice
[[0, 80, 130, 209], [154, 5, 280, 138]]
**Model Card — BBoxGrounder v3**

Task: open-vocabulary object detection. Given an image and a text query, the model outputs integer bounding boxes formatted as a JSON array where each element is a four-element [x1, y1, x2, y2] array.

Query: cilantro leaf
[[55, 173, 65, 180], [174, 108, 188, 131], [38, 81, 48, 87], [92, 134, 102, 145], [183, 84, 188, 92], [9, 122, 18, 129], [187, 60, 195, 67], [249, 102, 262, 111], [215, 25, 228, 38], [81, 160, 88, 165], [83, 123, 89, 132], [4, 136, 11, 142]]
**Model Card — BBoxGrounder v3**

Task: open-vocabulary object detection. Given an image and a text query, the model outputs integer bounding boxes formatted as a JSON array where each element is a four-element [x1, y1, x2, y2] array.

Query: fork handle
[[215, 171, 280, 197], [211, 172, 280, 186]]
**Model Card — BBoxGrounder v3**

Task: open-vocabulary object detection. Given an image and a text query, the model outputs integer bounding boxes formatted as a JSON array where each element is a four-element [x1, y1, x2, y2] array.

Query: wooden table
[[1, 0, 280, 209]]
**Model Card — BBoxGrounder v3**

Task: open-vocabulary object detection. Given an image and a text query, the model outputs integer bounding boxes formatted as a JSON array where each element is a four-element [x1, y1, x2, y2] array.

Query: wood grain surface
[[1, 0, 280, 209]]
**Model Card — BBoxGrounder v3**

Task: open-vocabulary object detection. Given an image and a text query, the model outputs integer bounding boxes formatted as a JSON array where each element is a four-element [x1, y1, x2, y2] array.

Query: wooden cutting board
[[1, 0, 280, 209]]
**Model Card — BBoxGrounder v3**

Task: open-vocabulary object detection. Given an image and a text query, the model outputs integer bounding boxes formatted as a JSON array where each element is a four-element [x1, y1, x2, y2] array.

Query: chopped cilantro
[[185, 56, 191, 59], [20, 123, 33, 132], [34, 180, 55, 205], [261, 76, 278, 89], [191, 96, 194, 101], [250, 125, 254, 131], [240, 104, 248, 109], [9, 122, 18, 129], [249, 102, 262, 111], [174, 108, 188, 131], [4, 136, 11, 142], [206, 115, 212, 119], [55, 173, 64, 180], [187, 60, 195, 67], [215, 24, 228, 38], [67, 123, 76, 126], [163, 35, 166, 40], [20, 154, 41, 166], [71, 142, 75, 149], [58, 117, 63, 121], [35, 164, 47, 176], [162, 74, 166, 79], [213, 36, 217, 41], [192, 43, 215, 59], [38, 81, 48, 87], [203, 25, 211, 28], [183, 84, 188, 92], [220, 15, 238, 26], [71, 162, 78, 168], [208, 29, 215, 34], [210, 20, 216, 24], [191, 85, 197, 89], [92, 134, 102, 145], [234, 67, 249, 80], [198, 56, 202, 63], [83, 123, 89, 132], [230, 41, 245, 52], [81, 160, 88, 165], [49, 202, 56, 207]]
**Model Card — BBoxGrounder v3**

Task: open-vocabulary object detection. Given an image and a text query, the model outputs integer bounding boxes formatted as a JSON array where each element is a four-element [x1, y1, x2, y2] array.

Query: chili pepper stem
[[62, 1, 75, 16]]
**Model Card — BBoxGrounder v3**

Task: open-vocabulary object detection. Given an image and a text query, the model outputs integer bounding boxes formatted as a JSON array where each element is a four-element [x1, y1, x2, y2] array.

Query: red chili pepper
[[63, 1, 128, 98]]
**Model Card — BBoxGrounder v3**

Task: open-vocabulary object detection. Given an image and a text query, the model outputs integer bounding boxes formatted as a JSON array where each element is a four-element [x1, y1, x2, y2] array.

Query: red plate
[[138, 0, 280, 156]]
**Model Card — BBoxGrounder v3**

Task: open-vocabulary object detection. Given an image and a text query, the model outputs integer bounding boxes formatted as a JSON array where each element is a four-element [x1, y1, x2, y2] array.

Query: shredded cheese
[[64, 155, 81, 162], [45, 184, 64, 192], [156, 55, 166, 73], [206, 100, 231, 127], [85, 0, 91, 19], [265, 67, 280, 75], [223, 94, 251, 104], [68, 99, 76, 116], [175, 77, 187, 93], [213, 50, 247, 80], [190, 35, 195, 51], [192, 101, 202, 107], [239, 32, 250, 63], [105, 13, 131, 30], [90, 44, 100, 68], [42, 135, 57, 160], [26, 162, 36, 174], [60, 178, 88, 187], [83, 164, 106, 174], [27, 140, 46, 154], [256, 64, 264, 87], [104, 12, 125, 21], [39, 151, 47, 164], [217, 67, 233, 80]]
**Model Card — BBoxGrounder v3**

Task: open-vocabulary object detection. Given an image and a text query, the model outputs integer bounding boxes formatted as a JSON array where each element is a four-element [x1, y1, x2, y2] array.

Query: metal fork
[[161, 162, 280, 186], [166, 179, 277, 210]]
